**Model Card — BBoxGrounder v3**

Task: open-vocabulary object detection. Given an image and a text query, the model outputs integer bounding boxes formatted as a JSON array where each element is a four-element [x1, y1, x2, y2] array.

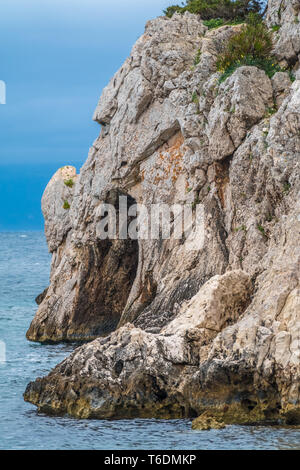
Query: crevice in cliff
[[69, 190, 140, 339], [214, 153, 232, 209]]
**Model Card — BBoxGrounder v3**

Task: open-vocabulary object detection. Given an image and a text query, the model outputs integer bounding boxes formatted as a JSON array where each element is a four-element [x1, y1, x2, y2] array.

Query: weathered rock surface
[[42, 165, 77, 253], [266, 0, 300, 66], [24, 271, 254, 419], [207, 66, 273, 161], [25, 3, 300, 427]]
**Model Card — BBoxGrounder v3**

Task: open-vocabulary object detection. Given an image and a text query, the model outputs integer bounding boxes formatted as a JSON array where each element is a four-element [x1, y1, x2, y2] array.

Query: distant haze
[[0, 0, 172, 230]]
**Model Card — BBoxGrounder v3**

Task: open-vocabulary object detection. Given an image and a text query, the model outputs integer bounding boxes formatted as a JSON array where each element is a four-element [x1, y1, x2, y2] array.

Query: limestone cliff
[[25, 2, 300, 428]]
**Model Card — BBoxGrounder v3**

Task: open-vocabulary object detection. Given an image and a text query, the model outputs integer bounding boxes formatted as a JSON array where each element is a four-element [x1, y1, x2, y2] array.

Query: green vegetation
[[257, 224, 266, 237], [192, 194, 200, 209], [203, 17, 245, 29], [64, 179, 74, 188], [283, 182, 291, 194], [194, 49, 201, 65], [235, 225, 247, 233], [164, 0, 263, 21], [271, 24, 281, 32], [216, 14, 281, 83], [288, 70, 296, 82], [265, 106, 277, 117], [203, 18, 225, 29], [63, 200, 71, 210], [192, 91, 199, 103], [218, 57, 281, 83]]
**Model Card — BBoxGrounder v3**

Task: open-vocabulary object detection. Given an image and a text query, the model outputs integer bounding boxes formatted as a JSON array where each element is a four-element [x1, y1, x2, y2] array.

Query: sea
[[0, 232, 299, 450]]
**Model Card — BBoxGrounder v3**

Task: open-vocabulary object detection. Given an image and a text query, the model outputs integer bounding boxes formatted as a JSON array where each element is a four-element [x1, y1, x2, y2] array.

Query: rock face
[[25, 4, 300, 427], [24, 271, 253, 419], [42, 166, 78, 253], [266, 0, 300, 66]]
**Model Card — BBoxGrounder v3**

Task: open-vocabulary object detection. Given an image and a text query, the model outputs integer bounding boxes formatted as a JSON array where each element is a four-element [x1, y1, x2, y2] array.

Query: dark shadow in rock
[[69, 190, 139, 339]]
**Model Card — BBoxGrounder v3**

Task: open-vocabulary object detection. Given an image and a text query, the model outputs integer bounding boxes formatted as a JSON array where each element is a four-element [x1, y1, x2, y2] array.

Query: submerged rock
[[192, 415, 226, 431], [25, 2, 300, 426]]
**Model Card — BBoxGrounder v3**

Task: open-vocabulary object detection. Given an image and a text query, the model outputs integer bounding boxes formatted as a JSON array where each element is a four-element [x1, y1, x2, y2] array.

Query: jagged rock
[[42, 166, 77, 253], [272, 71, 292, 107], [191, 401, 277, 430], [266, 0, 300, 65], [35, 287, 49, 306], [24, 271, 253, 418], [207, 66, 273, 161], [198, 24, 244, 75], [25, 3, 300, 426], [26, 12, 231, 342], [162, 270, 252, 338], [268, 77, 300, 157]]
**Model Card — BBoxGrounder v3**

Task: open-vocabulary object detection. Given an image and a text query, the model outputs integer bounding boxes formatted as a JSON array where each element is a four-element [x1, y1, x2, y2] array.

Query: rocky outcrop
[[25, 4, 300, 427], [41, 166, 78, 253], [27, 186, 139, 342], [266, 0, 300, 66], [24, 271, 254, 419]]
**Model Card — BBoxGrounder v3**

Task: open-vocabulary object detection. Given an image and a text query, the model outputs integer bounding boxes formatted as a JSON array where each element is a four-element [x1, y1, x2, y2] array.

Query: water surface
[[0, 232, 299, 450]]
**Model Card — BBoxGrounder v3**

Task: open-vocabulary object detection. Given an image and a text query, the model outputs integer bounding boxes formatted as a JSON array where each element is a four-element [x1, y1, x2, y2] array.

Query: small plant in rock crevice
[[192, 194, 201, 210], [272, 24, 281, 32], [235, 225, 247, 233], [63, 201, 71, 210], [194, 49, 202, 65], [257, 223, 267, 237], [283, 182, 291, 194], [288, 70, 296, 83], [64, 179, 75, 188], [265, 106, 277, 117], [192, 91, 199, 103]]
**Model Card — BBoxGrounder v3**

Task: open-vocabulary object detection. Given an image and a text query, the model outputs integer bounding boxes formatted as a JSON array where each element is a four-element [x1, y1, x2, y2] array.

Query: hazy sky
[[0, 0, 172, 230]]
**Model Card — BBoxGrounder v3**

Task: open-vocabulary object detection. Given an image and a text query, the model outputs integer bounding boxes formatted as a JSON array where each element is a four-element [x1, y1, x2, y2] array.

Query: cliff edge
[[25, 1, 300, 428]]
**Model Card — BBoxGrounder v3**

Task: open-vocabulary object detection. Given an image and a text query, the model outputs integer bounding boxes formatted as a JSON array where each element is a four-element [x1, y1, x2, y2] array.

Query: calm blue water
[[0, 232, 299, 450]]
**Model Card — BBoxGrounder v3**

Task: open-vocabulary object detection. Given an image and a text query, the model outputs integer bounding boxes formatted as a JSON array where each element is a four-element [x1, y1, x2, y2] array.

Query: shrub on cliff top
[[164, 0, 264, 21], [216, 13, 278, 82]]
